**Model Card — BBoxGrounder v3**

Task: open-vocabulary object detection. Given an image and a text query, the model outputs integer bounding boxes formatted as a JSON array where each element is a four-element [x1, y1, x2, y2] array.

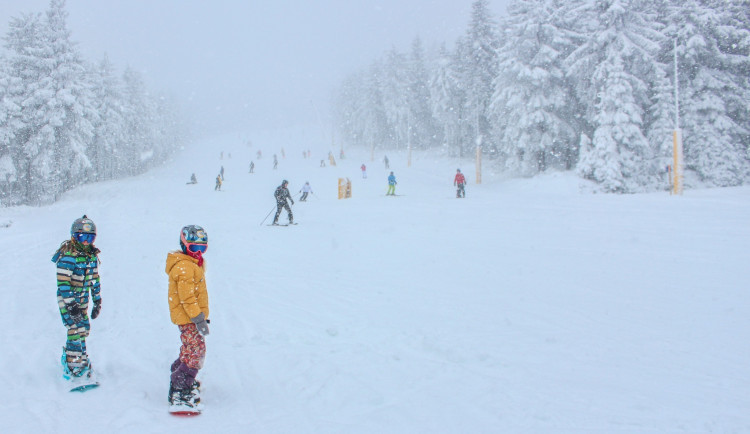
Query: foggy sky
[[1, 0, 509, 135]]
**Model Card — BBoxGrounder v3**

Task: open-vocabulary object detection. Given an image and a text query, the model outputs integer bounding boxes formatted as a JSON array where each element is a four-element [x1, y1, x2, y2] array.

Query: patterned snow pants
[[273, 202, 293, 224], [178, 323, 206, 370], [59, 298, 91, 369]]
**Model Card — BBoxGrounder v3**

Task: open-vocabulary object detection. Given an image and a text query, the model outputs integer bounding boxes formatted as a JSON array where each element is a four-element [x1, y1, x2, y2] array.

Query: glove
[[191, 312, 210, 336], [91, 299, 102, 320], [67, 303, 84, 324], [291, 200, 295, 205]]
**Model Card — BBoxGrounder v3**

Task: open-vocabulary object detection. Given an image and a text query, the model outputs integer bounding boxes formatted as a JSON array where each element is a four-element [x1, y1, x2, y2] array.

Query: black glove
[[291, 200, 295, 205], [67, 303, 84, 324], [91, 299, 102, 320], [191, 312, 210, 336]]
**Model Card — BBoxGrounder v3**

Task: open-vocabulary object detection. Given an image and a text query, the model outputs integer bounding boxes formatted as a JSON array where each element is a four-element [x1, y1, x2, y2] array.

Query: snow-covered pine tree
[[149, 91, 184, 166], [708, 0, 750, 160], [334, 61, 393, 152], [491, 0, 577, 176], [44, 0, 97, 194], [88, 54, 126, 181], [1, 0, 187, 205], [0, 61, 21, 203], [566, 0, 663, 192], [428, 43, 464, 156], [461, 0, 500, 157], [640, 0, 674, 186], [666, 0, 750, 186], [121, 67, 157, 176], [380, 48, 410, 151], [644, 68, 674, 184], [405, 37, 437, 150], [4, 12, 57, 204], [360, 62, 393, 151]]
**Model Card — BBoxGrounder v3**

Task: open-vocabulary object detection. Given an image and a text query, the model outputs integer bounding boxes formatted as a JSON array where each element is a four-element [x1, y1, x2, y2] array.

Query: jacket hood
[[165, 251, 198, 274]]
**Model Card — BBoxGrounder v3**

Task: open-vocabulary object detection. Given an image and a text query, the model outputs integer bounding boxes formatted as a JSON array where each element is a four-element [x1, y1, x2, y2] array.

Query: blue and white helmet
[[180, 225, 208, 254], [71, 215, 96, 236]]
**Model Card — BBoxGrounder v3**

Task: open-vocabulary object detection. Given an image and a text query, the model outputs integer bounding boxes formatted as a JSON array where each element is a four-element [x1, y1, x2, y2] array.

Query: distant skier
[[320, 159, 326, 168], [273, 154, 278, 170], [256, 150, 262, 159], [272, 180, 294, 225], [215, 174, 222, 191], [454, 168, 466, 198], [166, 225, 210, 413], [361, 163, 367, 179], [387, 171, 397, 196], [220, 166, 225, 179], [249, 161, 255, 173], [299, 182, 313, 201], [187, 173, 197, 184], [53, 215, 101, 386], [384, 155, 389, 169]]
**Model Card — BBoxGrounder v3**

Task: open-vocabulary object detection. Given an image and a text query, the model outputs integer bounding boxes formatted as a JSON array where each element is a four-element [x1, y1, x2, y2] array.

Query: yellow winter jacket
[[166, 251, 209, 325]]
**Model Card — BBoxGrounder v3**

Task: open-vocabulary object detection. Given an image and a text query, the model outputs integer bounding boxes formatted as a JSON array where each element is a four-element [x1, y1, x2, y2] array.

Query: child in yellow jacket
[[166, 225, 209, 412]]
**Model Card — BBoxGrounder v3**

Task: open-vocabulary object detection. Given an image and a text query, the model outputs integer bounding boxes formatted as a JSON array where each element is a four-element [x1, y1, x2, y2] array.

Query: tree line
[[0, 0, 187, 206], [334, 0, 750, 193]]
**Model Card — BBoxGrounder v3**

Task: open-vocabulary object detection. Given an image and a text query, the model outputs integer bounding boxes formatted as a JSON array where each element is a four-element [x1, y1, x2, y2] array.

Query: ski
[[267, 223, 298, 226]]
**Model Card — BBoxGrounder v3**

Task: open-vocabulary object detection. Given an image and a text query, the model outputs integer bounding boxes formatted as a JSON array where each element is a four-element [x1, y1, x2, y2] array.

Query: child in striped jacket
[[53, 215, 102, 380]]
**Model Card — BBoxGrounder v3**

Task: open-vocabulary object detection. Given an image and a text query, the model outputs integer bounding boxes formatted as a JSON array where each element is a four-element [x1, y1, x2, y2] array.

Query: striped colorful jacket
[[52, 242, 101, 314]]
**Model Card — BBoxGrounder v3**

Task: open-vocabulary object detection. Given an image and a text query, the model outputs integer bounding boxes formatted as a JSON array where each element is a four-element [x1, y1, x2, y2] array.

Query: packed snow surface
[[1, 131, 749, 433]]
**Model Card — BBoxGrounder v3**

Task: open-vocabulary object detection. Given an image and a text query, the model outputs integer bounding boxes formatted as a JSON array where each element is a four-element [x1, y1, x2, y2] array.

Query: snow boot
[[169, 384, 202, 410], [61, 347, 90, 380]]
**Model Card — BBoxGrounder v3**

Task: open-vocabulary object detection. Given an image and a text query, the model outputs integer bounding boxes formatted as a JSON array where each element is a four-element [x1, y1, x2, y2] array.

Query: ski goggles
[[74, 232, 96, 244], [186, 243, 207, 253]]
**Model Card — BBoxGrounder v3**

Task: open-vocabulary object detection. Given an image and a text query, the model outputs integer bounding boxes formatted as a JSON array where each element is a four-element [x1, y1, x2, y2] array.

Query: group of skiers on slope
[[185, 166, 225, 190], [384, 169, 464, 198], [54, 217, 210, 411], [384, 168, 465, 198], [195, 163, 464, 200], [54, 168, 465, 409]]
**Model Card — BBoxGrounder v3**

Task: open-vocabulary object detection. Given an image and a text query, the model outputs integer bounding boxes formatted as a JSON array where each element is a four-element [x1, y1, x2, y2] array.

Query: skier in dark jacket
[[272, 180, 294, 225]]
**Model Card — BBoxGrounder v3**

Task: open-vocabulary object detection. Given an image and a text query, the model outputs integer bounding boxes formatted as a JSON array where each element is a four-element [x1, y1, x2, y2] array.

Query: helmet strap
[[185, 247, 204, 266]]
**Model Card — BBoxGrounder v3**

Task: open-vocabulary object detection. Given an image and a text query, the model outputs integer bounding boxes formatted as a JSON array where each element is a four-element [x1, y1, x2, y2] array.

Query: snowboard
[[65, 371, 99, 392], [62, 353, 99, 392], [169, 404, 202, 416], [70, 382, 100, 392]]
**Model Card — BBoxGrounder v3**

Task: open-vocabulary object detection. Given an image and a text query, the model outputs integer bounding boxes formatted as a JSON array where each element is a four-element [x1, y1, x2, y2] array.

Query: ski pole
[[259, 205, 276, 226]]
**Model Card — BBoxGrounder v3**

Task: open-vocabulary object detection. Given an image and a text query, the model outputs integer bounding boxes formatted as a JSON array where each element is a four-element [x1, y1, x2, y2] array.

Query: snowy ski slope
[[1, 130, 749, 433]]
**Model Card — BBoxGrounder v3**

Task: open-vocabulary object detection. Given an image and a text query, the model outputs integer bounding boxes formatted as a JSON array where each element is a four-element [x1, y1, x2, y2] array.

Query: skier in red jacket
[[454, 169, 466, 198]]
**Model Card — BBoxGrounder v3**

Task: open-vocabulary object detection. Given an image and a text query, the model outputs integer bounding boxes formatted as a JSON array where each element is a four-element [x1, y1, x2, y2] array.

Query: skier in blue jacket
[[386, 172, 397, 196]]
